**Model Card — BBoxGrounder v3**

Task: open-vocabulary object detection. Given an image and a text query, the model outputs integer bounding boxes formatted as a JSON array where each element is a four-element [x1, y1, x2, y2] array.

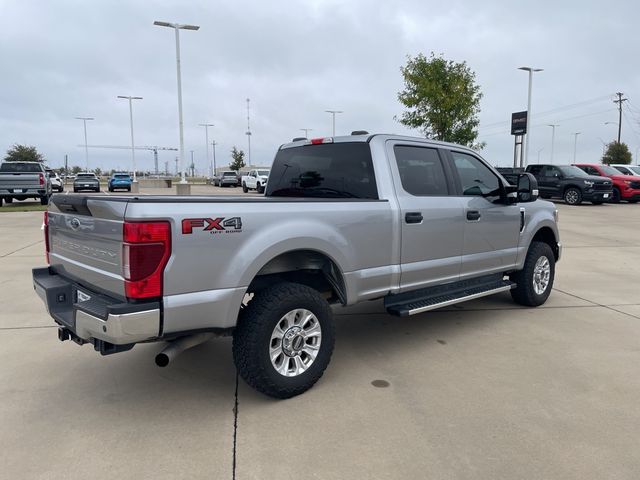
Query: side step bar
[[386, 278, 515, 317]]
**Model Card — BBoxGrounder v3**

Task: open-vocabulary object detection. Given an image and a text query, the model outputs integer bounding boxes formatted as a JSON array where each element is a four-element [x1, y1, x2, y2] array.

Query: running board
[[385, 278, 515, 317]]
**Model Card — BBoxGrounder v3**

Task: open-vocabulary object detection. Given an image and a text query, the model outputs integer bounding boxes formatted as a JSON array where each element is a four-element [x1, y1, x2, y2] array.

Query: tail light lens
[[43, 211, 50, 264], [39, 173, 45, 186], [122, 221, 171, 300]]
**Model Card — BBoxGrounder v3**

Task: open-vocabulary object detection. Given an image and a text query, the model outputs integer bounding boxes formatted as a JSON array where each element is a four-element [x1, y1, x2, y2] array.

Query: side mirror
[[517, 173, 539, 202]]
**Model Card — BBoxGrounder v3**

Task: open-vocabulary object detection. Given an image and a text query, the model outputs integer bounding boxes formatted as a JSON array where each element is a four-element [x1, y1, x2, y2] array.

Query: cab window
[[450, 151, 501, 197], [394, 146, 449, 196]]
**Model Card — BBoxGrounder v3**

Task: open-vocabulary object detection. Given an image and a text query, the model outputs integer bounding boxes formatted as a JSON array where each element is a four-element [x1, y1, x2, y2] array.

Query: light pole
[[325, 110, 343, 136], [189, 150, 195, 177], [199, 123, 214, 178], [246, 98, 252, 168], [211, 141, 217, 175], [300, 128, 313, 139], [547, 124, 558, 163], [537, 147, 544, 164], [117, 96, 143, 183], [572, 132, 581, 163], [75, 117, 94, 171], [154, 20, 200, 185], [518, 67, 543, 167]]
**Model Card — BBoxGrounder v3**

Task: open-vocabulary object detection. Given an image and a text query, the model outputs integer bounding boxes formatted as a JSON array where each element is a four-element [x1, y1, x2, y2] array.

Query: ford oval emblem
[[70, 218, 81, 230]]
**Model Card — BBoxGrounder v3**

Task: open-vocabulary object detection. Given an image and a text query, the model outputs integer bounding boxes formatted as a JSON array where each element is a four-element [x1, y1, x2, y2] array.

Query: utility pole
[[246, 98, 252, 168], [211, 141, 218, 175], [64, 154, 68, 176], [175, 157, 179, 175], [189, 150, 195, 177], [164, 161, 169, 175], [613, 92, 627, 143]]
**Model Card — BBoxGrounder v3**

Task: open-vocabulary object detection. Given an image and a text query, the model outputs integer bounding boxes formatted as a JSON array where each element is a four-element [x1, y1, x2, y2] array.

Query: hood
[[582, 175, 610, 184], [611, 174, 640, 183]]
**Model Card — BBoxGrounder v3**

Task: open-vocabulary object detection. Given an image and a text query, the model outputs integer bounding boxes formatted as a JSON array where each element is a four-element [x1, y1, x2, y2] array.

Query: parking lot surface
[[1, 192, 639, 479]]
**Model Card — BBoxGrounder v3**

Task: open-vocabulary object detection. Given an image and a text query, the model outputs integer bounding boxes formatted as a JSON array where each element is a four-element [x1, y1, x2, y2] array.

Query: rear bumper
[[0, 188, 47, 196], [32, 267, 160, 351]]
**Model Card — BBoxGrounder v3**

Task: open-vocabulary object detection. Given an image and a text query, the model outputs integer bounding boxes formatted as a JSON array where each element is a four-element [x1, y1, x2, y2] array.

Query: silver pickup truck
[[33, 133, 560, 398], [0, 161, 52, 206]]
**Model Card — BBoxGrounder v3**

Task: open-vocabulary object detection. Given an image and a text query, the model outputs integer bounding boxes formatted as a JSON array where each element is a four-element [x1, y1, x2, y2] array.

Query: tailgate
[[0, 173, 42, 189], [48, 196, 127, 299]]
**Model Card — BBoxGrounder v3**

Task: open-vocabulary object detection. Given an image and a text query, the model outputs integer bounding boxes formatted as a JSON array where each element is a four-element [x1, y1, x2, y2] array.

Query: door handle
[[466, 210, 481, 221], [405, 212, 423, 224]]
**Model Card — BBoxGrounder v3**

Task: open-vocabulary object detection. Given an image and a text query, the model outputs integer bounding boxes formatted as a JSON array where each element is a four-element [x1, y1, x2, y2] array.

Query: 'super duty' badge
[[182, 217, 242, 235]]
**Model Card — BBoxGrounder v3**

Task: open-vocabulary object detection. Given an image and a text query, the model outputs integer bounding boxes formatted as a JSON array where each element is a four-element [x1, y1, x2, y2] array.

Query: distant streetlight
[[518, 67, 543, 167], [211, 141, 217, 175], [117, 96, 143, 182], [325, 110, 343, 136], [572, 132, 581, 163], [300, 128, 313, 139], [75, 117, 94, 171], [154, 20, 200, 184], [547, 124, 558, 164], [537, 147, 544, 164], [246, 98, 252, 168], [597, 137, 607, 156], [199, 123, 215, 178], [189, 150, 195, 177]]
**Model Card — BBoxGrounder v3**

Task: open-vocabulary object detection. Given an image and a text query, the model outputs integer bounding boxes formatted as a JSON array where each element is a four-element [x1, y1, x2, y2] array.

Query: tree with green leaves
[[71, 165, 82, 175], [602, 142, 632, 165], [93, 167, 102, 177], [397, 52, 484, 149], [229, 146, 246, 171], [4, 144, 45, 162]]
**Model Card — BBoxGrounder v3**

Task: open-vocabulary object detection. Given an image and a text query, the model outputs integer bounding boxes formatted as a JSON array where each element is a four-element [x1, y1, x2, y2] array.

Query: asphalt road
[[1, 190, 639, 479]]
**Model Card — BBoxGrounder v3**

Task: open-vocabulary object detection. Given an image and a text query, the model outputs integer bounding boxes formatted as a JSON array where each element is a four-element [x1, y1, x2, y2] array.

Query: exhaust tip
[[155, 353, 170, 367]]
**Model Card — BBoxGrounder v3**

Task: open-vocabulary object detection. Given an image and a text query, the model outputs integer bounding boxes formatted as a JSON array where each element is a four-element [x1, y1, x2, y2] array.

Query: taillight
[[39, 173, 45, 186], [43, 211, 50, 264], [309, 137, 334, 145], [122, 221, 171, 300]]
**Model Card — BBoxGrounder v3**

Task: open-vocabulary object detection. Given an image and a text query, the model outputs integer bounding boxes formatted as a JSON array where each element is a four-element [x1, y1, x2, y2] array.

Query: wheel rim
[[532, 256, 551, 295], [565, 190, 578, 204], [269, 308, 321, 377]]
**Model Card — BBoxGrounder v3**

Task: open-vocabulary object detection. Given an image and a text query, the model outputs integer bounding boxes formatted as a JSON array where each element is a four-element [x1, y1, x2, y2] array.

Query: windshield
[[267, 142, 378, 199], [559, 166, 589, 177], [0, 162, 43, 173], [629, 166, 640, 175], [258, 170, 270, 176], [600, 165, 624, 176]]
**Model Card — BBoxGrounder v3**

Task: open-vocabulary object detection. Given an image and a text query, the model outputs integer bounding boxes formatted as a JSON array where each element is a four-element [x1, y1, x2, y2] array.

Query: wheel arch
[[530, 226, 560, 261]]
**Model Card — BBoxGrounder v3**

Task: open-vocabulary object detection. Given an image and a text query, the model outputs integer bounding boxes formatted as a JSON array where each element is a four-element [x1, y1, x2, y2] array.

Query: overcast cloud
[[1, 0, 639, 173]]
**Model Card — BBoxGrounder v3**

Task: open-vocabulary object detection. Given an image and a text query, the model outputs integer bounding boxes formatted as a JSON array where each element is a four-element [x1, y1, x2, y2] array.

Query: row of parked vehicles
[[211, 169, 270, 193], [499, 163, 640, 205]]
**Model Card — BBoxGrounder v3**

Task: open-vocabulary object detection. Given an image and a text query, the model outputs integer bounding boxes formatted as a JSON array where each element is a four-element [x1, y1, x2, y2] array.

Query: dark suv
[[525, 164, 613, 205]]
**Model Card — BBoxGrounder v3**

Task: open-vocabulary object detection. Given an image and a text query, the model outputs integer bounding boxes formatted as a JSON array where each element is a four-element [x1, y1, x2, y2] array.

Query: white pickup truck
[[241, 169, 270, 193]]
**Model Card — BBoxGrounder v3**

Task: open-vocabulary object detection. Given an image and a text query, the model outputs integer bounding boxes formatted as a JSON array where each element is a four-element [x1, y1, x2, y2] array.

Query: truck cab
[[242, 169, 270, 193]]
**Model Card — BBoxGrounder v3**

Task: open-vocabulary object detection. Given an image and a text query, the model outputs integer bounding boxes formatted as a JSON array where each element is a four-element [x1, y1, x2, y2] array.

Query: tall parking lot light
[[572, 132, 581, 163], [154, 21, 200, 184], [75, 117, 94, 171], [518, 67, 543, 167], [325, 110, 343, 137], [199, 123, 214, 178], [117, 96, 143, 182], [547, 124, 558, 164]]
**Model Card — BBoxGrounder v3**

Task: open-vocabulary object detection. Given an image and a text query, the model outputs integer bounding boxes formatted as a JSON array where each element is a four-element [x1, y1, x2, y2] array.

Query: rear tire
[[257, 183, 264, 194], [5, 197, 13, 204], [510, 241, 555, 307], [242, 182, 248, 193], [233, 282, 335, 399], [40, 195, 49, 206], [563, 187, 582, 205]]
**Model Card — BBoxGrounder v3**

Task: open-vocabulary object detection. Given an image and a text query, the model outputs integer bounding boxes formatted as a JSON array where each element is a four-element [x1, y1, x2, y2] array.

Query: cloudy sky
[[1, 0, 639, 174]]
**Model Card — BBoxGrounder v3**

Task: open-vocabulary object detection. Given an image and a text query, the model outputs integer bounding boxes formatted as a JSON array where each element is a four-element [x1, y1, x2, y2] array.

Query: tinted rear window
[[0, 162, 43, 173], [114, 174, 130, 178], [266, 143, 378, 199], [222, 172, 236, 177]]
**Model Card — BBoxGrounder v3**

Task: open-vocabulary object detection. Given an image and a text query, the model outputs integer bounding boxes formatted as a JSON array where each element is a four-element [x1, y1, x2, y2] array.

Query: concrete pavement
[[0, 200, 639, 479]]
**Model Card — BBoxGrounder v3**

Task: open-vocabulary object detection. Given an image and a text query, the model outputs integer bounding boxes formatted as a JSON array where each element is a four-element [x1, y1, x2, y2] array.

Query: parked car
[[108, 173, 132, 192], [213, 171, 239, 187], [574, 163, 640, 203], [46, 169, 64, 192], [611, 164, 640, 176], [34, 133, 560, 399], [242, 169, 270, 193], [0, 161, 52, 206], [523, 164, 613, 205], [73, 173, 100, 193]]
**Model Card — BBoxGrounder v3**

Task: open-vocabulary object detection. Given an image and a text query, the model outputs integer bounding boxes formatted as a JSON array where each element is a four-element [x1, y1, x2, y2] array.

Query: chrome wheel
[[533, 256, 551, 295], [269, 308, 322, 377], [565, 189, 579, 205]]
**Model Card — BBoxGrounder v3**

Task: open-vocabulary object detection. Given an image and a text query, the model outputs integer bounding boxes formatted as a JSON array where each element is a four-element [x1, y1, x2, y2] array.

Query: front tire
[[257, 182, 264, 194], [611, 188, 621, 204], [233, 282, 335, 399], [242, 182, 248, 193], [563, 187, 582, 205], [510, 241, 555, 307]]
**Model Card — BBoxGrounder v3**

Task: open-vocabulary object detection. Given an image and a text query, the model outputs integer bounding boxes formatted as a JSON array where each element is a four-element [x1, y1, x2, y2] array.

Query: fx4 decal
[[182, 217, 243, 235]]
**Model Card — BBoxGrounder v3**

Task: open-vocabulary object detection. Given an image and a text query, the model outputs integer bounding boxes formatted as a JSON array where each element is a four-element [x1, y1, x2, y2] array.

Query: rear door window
[[393, 146, 449, 196]]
